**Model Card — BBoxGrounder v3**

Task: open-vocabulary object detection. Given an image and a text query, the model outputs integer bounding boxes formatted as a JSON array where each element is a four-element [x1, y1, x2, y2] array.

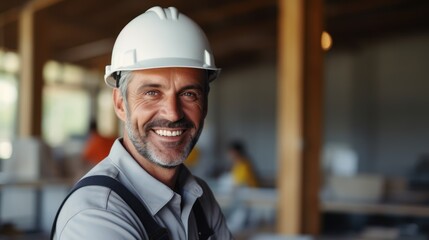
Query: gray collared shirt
[[54, 139, 232, 239]]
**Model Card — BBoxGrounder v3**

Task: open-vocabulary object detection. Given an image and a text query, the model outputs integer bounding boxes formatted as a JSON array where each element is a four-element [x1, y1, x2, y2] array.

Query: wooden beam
[[325, 0, 411, 18], [25, 0, 64, 10], [55, 37, 114, 62], [327, 3, 429, 39], [47, 15, 110, 50], [210, 19, 276, 57], [0, 7, 21, 28], [0, 0, 64, 28], [191, 0, 277, 25], [277, 0, 304, 234]]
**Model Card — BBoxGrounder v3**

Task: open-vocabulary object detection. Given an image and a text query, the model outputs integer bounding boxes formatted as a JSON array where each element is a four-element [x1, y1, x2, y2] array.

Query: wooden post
[[18, 5, 49, 137], [302, 0, 323, 235], [277, 0, 304, 234], [277, 0, 323, 235]]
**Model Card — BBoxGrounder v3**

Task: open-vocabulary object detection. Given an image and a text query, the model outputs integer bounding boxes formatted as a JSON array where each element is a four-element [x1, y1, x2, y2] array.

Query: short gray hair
[[117, 71, 133, 108]]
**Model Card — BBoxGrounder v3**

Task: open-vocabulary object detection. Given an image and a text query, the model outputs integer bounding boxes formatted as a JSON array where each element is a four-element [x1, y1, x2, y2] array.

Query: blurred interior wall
[[324, 32, 429, 177], [206, 64, 277, 180]]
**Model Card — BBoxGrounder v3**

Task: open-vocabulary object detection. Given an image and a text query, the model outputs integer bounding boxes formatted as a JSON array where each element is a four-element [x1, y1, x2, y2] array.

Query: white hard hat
[[104, 6, 220, 88]]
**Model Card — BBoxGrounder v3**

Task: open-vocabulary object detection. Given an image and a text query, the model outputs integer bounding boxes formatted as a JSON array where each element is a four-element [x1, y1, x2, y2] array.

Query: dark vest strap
[[193, 198, 214, 240], [50, 175, 168, 240], [51, 175, 213, 240]]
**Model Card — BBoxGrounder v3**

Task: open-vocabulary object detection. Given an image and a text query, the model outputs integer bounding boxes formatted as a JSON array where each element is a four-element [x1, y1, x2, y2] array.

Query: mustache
[[145, 118, 195, 130]]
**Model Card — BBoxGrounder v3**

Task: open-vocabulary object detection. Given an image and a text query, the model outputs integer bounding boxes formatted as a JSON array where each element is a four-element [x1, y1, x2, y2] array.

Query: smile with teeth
[[154, 129, 184, 137]]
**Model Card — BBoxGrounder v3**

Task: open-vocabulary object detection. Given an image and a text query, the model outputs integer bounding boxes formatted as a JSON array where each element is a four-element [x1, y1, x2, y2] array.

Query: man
[[53, 6, 232, 239]]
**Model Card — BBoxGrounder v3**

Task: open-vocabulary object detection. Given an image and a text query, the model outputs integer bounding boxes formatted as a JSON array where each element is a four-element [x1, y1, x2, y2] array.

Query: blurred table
[[0, 178, 73, 233], [322, 201, 429, 217]]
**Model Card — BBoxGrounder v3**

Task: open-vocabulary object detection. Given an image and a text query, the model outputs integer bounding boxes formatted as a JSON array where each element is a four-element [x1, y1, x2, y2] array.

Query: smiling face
[[113, 68, 208, 169]]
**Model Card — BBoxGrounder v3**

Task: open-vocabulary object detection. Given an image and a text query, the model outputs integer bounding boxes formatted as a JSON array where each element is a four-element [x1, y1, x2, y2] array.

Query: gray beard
[[125, 117, 202, 169]]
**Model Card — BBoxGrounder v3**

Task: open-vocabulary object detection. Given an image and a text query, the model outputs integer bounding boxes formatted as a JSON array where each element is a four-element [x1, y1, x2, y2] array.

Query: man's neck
[[122, 138, 179, 189], [143, 163, 179, 189]]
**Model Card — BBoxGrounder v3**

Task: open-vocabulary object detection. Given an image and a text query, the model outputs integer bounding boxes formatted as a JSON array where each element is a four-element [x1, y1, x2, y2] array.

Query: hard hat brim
[[105, 57, 221, 88]]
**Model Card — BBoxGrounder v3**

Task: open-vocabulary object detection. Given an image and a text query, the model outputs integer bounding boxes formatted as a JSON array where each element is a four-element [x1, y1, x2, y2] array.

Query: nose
[[160, 95, 184, 122]]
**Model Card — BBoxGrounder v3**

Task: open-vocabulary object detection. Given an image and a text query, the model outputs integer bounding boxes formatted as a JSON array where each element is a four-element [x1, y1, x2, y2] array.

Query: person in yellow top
[[184, 147, 200, 168], [228, 141, 259, 188]]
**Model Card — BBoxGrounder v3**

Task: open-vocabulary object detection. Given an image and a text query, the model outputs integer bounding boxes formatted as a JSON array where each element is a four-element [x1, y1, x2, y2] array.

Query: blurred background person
[[184, 147, 201, 170], [227, 140, 259, 188], [81, 120, 116, 169]]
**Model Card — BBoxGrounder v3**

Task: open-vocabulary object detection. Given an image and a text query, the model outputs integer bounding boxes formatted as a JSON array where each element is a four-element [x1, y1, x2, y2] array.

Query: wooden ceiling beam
[[0, 0, 64, 28], [211, 20, 276, 57], [0, 7, 21, 28], [25, 0, 65, 11], [55, 37, 114, 63], [77, 54, 111, 71], [47, 14, 111, 50], [327, 2, 429, 44], [190, 0, 277, 25], [81, 1, 152, 25], [53, 12, 276, 63], [326, 0, 410, 18]]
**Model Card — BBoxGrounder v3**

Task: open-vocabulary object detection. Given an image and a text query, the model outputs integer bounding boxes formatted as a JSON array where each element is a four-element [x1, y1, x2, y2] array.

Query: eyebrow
[[136, 83, 162, 94], [136, 83, 204, 93], [180, 84, 204, 92]]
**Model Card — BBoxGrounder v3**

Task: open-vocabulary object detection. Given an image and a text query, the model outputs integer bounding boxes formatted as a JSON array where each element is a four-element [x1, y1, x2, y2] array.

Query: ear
[[113, 88, 126, 122]]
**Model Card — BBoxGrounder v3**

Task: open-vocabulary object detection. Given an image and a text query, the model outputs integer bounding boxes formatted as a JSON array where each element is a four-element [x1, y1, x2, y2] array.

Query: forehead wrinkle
[[131, 71, 170, 93], [131, 68, 207, 94], [180, 84, 204, 93], [173, 68, 207, 89]]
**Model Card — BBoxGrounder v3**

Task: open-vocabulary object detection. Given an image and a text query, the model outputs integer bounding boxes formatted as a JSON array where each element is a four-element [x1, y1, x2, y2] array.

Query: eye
[[180, 91, 200, 101], [182, 92, 195, 97], [145, 90, 159, 96]]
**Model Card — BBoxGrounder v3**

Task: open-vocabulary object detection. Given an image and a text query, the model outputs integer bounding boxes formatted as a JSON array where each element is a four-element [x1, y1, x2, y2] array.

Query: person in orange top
[[228, 140, 259, 188], [82, 121, 116, 165]]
